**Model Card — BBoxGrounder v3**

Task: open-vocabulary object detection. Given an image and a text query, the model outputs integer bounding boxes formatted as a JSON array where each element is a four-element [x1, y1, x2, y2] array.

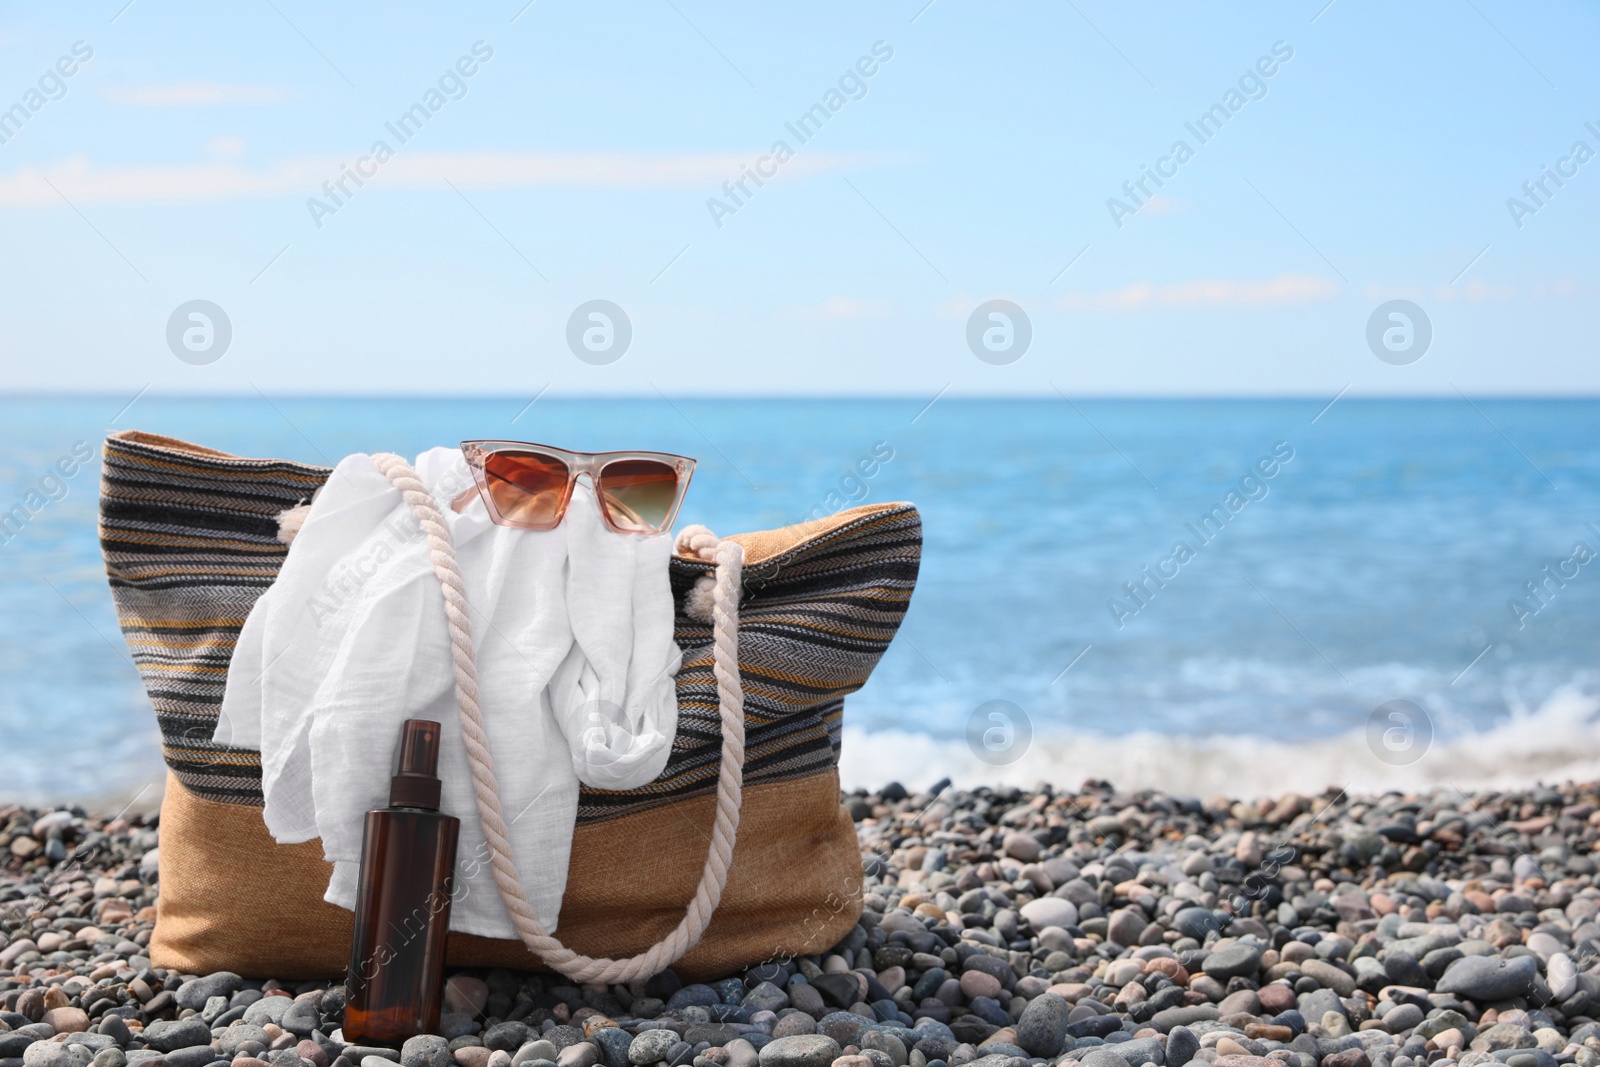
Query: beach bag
[[98, 430, 921, 980]]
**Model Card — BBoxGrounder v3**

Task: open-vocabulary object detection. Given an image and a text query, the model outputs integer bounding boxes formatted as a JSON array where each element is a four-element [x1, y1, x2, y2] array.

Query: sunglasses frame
[[457, 440, 697, 535]]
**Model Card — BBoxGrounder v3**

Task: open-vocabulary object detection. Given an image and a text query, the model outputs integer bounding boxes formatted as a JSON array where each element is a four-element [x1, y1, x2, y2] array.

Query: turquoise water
[[2, 396, 1597, 800]]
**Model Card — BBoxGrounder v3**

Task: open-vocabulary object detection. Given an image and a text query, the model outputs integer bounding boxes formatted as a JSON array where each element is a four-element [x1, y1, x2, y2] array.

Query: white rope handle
[[371, 453, 745, 983]]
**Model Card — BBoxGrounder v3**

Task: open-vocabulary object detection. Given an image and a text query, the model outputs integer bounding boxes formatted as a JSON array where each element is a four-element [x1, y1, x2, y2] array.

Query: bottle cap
[[389, 719, 444, 810]]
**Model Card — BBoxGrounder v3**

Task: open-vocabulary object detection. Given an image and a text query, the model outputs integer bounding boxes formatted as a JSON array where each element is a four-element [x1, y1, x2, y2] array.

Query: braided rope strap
[[370, 453, 745, 983]]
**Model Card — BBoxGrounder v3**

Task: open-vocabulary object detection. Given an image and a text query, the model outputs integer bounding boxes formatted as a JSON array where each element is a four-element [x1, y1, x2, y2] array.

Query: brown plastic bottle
[[343, 719, 461, 1046]]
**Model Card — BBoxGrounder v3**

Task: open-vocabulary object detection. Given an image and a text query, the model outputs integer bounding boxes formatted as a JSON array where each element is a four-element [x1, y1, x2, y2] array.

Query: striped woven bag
[[98, 430, 921, 979]]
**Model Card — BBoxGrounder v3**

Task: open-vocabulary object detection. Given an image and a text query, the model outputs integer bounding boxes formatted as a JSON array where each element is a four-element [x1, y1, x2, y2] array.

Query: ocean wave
[[838, 684, 1600, 797]]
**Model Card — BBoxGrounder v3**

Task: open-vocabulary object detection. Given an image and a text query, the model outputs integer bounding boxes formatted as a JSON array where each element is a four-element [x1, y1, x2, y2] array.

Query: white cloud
[[932, 296, 979, 320], [0, 151, 872, 207], [1055, 273, 1340, 310], [1140, 194, 1189, 215], [100, 84, 294, 107], [790, 296, 894, 320]]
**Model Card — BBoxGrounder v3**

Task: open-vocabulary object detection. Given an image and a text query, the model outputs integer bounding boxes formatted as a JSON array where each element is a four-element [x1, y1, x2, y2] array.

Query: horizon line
[[4, 391, 1598, 402]]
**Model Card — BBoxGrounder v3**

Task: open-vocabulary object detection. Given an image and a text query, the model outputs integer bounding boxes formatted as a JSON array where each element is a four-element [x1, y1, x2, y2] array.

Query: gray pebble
[[220, 1028, 273, 1056], [1166, 1027, 1199, 1067], [512, 1043, 559, 1067], [769, 1016, 815, 1040], [1203, 943, 1263, 981], [163, 1046, 220, 1067], [785, 986, 824, 1021], [24, 1046, 90, 1067], [438, 1016, 479, 1042], [142, 1019, 214, 1053], [628, 1032, 677, 1066], [754, 1035, 840, 1067], [1014, 994, 1071, 1058], [485, 1026, 532, 1055], [175, 974, 244, 1012], [243, 1000, 292, 1029], [543, 1031, 586, 1055], [280, 1002, 320, 1039], [591, 1029, 633, 1067], [740, 985, 788, 1015], [62, 1037, 115, 1054], [400, 1036, 450, 1067], [1384, 1005, 1424, 1035], [1436, 956, 1538, 1001], [1112, 1038, 1164, 1066]]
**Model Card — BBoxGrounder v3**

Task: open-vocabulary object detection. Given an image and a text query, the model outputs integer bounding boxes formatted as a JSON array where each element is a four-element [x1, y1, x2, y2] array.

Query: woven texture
[[151, 769, 863, 980]]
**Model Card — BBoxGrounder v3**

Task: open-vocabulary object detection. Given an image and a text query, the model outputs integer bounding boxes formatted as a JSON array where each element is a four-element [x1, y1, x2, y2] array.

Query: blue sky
[[0, 0, 1596, 396]]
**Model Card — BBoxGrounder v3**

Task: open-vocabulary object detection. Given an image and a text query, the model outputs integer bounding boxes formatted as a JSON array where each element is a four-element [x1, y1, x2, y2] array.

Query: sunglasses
[[453, 440, 696, 535]]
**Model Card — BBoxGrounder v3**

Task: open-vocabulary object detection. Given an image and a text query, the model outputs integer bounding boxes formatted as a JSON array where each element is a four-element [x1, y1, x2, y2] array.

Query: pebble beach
[[4, 779, 1600, 1067]]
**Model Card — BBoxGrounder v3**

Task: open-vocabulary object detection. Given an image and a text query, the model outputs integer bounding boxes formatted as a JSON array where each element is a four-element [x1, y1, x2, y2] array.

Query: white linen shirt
[[215, 447, 681, 938]]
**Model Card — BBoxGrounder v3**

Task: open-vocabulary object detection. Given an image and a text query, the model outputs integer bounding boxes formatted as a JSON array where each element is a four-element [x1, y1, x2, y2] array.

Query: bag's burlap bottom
[[151, 771, 863, 980]]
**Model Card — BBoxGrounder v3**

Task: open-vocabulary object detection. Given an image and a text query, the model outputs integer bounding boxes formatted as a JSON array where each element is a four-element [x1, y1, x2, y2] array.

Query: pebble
[[244, 998, 292, 1028], [403, 1036, 452, 1067], [25, 1045, 90, 1067], [555, 1046, 600, 1067], [1014, 993, 1071, 1058], [957, 972, 1001, 1001], [281, 999, 321, 1037], [772, 1015, 817, 1039], [221, 1027, 273, 1055], [754, 1037, 839, 1067], [1018, 898, 1077, 931], [1202, 943, 1262, 981], [4, 782, 1600, 1067], [1298, 960, 1357, 997], [592, 1028, 633, 1067], [141, 1019, 212, 1053], [1002, 833, 1041, 863], [443, 978, 490, 1018], [1079, 1048, 1135, 1067], [1167, 1026, 1200, 1067], [41, 1007, 89, 1034], [788, 986, 826, 1019], [1105, 908, 1147, 947], [486, 1024, 533, 1054], [165, 1047, 220, 1067], [513, 1043, 560, 1067], [1435, 955, 1538, 1001], [174, 972, 243, 1011], [628, 1031, 678, 1065]]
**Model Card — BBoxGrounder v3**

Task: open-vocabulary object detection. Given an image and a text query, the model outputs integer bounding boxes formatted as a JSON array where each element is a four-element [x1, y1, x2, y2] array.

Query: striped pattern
[[99, 431, 921, 824]]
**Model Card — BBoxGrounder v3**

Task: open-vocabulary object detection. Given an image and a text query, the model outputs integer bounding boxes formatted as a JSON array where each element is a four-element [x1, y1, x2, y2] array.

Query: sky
[[0, 0, 1596, 396]]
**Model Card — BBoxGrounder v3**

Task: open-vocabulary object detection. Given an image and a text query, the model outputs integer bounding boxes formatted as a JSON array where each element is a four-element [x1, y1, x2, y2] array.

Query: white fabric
[[214, 448, 681, 939]]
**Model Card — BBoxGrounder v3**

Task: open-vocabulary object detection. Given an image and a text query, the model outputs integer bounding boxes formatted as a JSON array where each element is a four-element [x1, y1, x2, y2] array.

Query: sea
[[2, 395, 1597, 806]]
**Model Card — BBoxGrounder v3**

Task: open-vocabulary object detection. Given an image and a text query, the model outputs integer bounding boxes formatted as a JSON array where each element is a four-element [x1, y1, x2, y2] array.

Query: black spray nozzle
[[389, 719, 443, 810]]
